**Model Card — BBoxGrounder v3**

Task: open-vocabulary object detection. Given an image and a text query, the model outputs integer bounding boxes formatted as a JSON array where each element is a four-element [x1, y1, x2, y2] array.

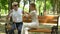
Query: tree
[[0, 0, 8, 17], [50, 0, 58, 15], [57, 0, 60, 15], [43, 0, 46, 16], [0, 0, 1, 18], [23, 0, 27, 12], [36, 0, 43, 15]]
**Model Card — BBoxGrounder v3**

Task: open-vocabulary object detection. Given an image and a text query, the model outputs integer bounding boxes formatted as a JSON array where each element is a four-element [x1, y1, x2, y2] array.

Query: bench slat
[[23, 16, 58, 24], [28, 28, 51, 33]]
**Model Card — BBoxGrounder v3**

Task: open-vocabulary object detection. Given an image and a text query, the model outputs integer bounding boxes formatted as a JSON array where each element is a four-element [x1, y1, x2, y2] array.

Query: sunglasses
[[14, 5, 18, 6]]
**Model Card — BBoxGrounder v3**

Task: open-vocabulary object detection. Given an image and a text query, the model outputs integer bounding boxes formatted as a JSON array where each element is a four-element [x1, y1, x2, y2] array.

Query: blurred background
[[0, 0, 60, 34]]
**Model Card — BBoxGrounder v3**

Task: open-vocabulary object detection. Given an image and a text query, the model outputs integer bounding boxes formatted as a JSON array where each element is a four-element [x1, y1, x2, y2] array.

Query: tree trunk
[[8, 0, 16, 11], [39, 5, 40, 15], [8, 0, 10, 12], [57, 0, 59, 15], [0, 7, 1, 18], [57, 0, 60, 15], [53, 0, 57, 15], [55, 0, 58, 15], [52, 0, 55, 14], [0, 6, 1, 18], [29, 0, 31, 13], [57, 0, 58, 15], [39, 5, 41, 15], [58, 0, 60, 14], [23, 0, 25, 12], [43, 0, 46, 16], [0, 0, 1, 18]]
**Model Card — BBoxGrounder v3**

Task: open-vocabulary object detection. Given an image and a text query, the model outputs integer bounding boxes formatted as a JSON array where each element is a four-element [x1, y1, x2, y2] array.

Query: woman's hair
[[30, 3, 36, 10]]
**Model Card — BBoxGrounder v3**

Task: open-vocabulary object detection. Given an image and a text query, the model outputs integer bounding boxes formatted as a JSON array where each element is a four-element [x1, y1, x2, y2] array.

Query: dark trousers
[[9, 22, 23, 34]]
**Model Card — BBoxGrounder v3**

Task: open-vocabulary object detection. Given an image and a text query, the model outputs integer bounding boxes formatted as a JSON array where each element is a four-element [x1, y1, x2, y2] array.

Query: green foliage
[[50, 0, 54, 6], [0, 0, 8, 9], [24, 0, 28, 5], [0, 0, 59, 16], [0, 0, 8, 16], [36, 0, 53, 10], [46, 0, 51, 10]]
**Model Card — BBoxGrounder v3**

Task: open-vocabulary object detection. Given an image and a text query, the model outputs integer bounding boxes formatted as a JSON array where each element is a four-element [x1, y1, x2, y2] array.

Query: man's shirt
[[10, 8, 23, 23]]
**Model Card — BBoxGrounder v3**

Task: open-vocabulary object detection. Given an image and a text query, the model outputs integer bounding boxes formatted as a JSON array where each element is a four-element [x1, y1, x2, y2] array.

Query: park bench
[[23, 15, 58, 33], [5, 15, 58, 34]]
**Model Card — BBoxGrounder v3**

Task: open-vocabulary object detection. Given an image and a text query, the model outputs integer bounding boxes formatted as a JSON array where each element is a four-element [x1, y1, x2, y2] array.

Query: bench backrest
[[23, 16, 58, 24]]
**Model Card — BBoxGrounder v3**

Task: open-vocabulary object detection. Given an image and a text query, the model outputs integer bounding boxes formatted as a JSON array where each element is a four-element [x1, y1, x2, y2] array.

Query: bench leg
[[44, 32, 51, 34], [5, 24, 8, 34], [51, 26, 58, 34]]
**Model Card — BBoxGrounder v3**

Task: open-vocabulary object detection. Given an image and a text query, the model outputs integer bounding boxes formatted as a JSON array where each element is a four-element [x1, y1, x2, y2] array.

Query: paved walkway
[[0, 33, 5, 34], [0, 31, 5, 34]]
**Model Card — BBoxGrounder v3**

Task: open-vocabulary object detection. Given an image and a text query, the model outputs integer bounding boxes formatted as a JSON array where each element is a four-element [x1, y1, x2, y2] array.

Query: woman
[[21, 3, 39, 34]]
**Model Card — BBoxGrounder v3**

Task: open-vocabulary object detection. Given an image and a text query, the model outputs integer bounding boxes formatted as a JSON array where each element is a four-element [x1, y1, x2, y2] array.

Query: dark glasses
[[14, 5, 18, 6]]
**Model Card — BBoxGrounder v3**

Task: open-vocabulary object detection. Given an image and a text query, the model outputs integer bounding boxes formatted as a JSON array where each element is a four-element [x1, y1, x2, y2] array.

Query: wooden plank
[[28, 28, 51, 33], [23, 16, 58, 24]]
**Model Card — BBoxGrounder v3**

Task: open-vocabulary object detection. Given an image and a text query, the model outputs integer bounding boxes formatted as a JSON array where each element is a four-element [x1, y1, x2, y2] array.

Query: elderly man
[[7, 2, 23, 34]]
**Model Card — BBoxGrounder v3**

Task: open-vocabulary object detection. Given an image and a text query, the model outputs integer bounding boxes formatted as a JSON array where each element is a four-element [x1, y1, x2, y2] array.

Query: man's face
[[13, 4, 18, 10]]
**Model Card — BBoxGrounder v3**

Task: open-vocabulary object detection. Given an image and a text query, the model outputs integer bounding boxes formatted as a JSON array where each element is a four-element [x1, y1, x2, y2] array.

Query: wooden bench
[[23, 15, 58, 24], [23, 15, 58, 33], [5, 15, 58, 34]]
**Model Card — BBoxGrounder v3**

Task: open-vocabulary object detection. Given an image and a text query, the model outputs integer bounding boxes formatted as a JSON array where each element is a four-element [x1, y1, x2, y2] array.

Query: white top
[[30, 10, 38, 23], [30, 10, 39, 28], [10, 8, 23, 23]]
